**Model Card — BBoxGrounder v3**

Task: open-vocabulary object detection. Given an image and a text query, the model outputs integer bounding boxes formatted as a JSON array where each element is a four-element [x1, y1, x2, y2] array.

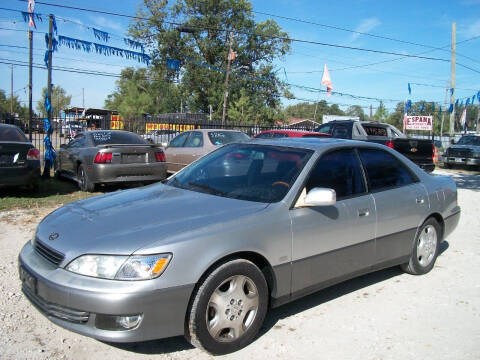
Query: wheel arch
[[426, 212, 445, 241]]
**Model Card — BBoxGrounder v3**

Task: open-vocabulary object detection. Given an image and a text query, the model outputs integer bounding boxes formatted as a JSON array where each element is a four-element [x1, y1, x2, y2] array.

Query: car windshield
[[90, 131, 147, 145], [167, 144, 313, 203], [456, 136, 480, 146], [208, 131, 249, 145], [0, 126, 27, 142]]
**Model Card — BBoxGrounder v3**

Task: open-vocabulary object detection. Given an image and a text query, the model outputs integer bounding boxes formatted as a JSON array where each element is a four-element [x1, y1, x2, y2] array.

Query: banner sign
[[110, 115, 124, 130], [145, 123, 195, 133], [405, 115, 432, 131]]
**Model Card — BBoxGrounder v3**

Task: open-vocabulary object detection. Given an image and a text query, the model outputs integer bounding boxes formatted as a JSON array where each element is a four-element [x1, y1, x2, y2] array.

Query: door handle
[[416, 197, 425, 204], [358, 209, 370, 217]]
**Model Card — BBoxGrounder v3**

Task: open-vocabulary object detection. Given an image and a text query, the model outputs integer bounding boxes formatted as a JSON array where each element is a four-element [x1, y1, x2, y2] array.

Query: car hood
[[448, 145, 480, 151], [36, 184, 269, 261]]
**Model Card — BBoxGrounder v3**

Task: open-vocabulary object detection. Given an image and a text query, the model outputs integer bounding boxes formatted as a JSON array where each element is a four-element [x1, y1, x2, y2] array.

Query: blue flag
[[455, 99, 459, 106], [420, 103, 425, 113], [466, 98, 470, 106], [431, 102, 435, 112], [449, 104, 454, 113], [408, 83, 411, 95], [450, 88, 454, 96]]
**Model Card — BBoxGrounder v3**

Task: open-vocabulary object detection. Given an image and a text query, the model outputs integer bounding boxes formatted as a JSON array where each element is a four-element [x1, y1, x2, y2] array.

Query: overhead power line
[[13, 0, 456, 64]]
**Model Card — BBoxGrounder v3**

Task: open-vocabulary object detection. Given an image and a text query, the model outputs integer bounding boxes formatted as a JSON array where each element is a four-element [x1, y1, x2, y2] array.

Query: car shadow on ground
[[450, 173, 480, 191], [104, 241, 449, 355]]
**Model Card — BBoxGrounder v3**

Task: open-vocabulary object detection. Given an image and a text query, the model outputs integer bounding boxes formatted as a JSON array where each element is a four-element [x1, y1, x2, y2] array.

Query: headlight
[[65, 254, 172, 280]]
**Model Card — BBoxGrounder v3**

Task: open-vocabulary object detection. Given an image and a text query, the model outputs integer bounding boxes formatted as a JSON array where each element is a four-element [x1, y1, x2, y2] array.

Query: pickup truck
[[315, 120, 435, 172], [441, 134, 480, 170]]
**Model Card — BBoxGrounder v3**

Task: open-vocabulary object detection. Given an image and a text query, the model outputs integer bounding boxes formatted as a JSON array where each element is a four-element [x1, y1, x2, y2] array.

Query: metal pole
[[449, 22, 456, 137], [42, 14, 53, 178], [10, 64, 13, 115], [222, 32, 234, 127], [28, 30, 33, 141], [82, 87, 84, 108]]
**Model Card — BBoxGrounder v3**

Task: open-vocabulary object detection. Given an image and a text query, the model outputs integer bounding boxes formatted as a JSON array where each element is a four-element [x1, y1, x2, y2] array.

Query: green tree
[[346, 105, 367, 121], [36, 85, 71, 118], [105, 67, 181, 119], [373, 101, 388, 122], [0, 89, 27, 118], [129, 0, 290, 124]]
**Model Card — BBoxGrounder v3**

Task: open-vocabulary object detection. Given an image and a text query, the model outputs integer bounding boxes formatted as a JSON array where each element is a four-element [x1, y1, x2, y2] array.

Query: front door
[[290, 149, 376, 295]]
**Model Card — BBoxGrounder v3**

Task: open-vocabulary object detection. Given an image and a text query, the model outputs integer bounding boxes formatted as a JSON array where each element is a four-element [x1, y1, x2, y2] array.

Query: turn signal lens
[[154, 151, 166, 162], [152, 258, 169, 274], [94, 152, 112, 163], [27, 148, 40, 160]]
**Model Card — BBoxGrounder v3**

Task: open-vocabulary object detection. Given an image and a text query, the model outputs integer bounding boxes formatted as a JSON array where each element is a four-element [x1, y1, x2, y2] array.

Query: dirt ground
[[1, 169, 479, 360]]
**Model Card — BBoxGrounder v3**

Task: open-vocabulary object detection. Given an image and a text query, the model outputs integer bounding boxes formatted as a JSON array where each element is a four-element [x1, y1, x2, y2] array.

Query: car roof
[[248, 137, 385, 151], [0, 123, 21, 130], [188, 129, 246, 133]]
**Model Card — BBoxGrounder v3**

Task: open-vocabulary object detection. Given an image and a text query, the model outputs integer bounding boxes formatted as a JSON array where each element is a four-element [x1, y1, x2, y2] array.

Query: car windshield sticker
[[92, 132, 112, 142], [209, 132, 226, 145]]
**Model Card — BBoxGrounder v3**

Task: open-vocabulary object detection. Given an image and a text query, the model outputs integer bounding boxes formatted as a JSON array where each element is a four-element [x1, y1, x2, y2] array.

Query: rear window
[[0, 126, 27, 142], [208, 131, 249, 145], [90, 131, 147, 145], [362, 125, 388, 136]]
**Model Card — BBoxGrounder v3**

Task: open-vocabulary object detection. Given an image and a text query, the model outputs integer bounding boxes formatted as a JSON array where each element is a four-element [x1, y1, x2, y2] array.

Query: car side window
[[184, 131, 204, 147], [358, 148, 415, 192], [74, 134, 86, 147], [331, 124, 352, 139], [168, 132, 190, 148], [67, 139, 78, 148], [305, 149, 366, 199]]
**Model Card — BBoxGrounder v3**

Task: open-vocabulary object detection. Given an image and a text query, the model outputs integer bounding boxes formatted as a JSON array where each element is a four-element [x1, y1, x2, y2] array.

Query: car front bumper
[[18, 241, 194, 342], [441, 156, 480, 166], [88, 162, 168, 184]]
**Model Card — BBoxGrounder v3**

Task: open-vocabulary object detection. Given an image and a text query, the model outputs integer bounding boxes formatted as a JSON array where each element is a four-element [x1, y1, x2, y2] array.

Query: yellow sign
[[145, 123, 195, 132], [110, 120, 124, 130]]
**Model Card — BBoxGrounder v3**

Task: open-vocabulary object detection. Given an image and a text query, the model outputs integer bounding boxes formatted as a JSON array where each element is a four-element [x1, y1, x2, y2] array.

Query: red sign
[[405, 116, 432, 131]]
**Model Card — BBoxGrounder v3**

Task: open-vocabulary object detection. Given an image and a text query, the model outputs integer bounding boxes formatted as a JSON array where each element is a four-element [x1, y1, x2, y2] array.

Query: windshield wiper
[[187, 182, 228, 196]]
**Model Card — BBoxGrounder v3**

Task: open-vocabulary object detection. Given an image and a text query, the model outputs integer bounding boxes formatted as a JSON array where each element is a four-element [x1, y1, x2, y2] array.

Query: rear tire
[[186, 259, 268, 355], [77, 164, 96, 192], [401, 218, 441, 275]]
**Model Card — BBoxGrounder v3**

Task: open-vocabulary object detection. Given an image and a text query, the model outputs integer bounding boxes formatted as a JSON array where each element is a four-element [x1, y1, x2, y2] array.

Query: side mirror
[[304, 187, 336, 207], [60, 144, 67, 149], [450, 139, 455, 145]]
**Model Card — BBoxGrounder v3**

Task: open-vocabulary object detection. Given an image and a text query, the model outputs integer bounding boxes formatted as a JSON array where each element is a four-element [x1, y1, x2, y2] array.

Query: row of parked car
[[1, 121, 479, 192]]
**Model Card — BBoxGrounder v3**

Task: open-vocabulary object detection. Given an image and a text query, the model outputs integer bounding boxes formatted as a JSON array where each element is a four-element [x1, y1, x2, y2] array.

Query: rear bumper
[[444, 208, 461, 239], [0, 162, 40, 187], [88, 162, 168, 184], [416, 162, 435, 172], [19, 241, 194, 342]]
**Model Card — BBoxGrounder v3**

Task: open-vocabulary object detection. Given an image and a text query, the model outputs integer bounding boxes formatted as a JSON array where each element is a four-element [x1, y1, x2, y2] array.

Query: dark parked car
[[441, 134, 480, 169], [315, 120, 435, 172], [20, 138, 460, 354], [0, 123, 40, 190], [54, 130, 167, 191]]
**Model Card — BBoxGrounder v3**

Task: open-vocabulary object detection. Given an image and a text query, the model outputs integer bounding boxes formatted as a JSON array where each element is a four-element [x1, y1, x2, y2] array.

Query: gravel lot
[[1, 169, 479, 360]]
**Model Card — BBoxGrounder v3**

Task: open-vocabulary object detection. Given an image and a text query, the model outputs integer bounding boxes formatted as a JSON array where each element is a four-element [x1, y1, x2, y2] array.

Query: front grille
[[23, 286, 90, 323], [448, 148, 472, 157], [33, 238, 65, 266]]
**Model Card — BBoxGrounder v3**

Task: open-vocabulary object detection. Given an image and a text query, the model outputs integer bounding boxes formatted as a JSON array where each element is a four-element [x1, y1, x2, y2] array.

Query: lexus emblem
[[48, 232, 59, 241]]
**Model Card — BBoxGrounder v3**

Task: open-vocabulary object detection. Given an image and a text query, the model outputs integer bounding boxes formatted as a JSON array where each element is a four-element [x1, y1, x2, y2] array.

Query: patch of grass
[[0, 177, 103, 211]]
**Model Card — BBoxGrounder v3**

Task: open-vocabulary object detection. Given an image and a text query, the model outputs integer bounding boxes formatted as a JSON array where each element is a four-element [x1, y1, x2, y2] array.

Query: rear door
[[164, 131, 190, 172], [290, 148, 376, 294], [357, 148, 429, 264]]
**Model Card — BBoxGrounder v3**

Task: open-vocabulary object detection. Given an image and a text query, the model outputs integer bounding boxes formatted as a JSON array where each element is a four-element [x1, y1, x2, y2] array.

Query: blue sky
[[0, 0, 479, 115]]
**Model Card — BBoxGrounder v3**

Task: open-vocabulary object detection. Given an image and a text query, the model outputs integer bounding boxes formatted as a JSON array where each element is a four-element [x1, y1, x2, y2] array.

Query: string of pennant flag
[[9, 3, 480, 113]]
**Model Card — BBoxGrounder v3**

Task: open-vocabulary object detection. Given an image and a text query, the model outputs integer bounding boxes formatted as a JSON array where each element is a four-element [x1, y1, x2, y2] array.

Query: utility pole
[[10, 64, 13, 115], [43, 14, 53, 178], [369, 104, 373, 120], [28, 30, 33, 141], [209, 105, 212, 121], [222, 32, 234, 127], [82, 87, 85, 108], [440, 82, 449, 141], [449, 22, 456, 137]]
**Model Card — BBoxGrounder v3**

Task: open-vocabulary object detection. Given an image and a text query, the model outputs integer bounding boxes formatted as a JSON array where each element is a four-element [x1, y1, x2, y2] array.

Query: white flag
[[321, 63, 333, 97]]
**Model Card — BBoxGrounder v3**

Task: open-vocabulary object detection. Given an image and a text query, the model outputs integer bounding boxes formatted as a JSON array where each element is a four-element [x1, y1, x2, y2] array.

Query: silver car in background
[[54, 130, 167, 191], [20, 138, 460, 354]]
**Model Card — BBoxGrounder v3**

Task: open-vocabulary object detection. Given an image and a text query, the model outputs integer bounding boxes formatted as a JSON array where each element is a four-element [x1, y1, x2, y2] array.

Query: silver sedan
[[19, 138, 460, 354]]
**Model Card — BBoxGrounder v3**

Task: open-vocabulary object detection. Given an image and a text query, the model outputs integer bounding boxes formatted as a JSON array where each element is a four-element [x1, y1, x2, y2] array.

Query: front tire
[[401, 218, 441, 275], [77, 164, 96, 192], [186, 259, 268, 355]]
